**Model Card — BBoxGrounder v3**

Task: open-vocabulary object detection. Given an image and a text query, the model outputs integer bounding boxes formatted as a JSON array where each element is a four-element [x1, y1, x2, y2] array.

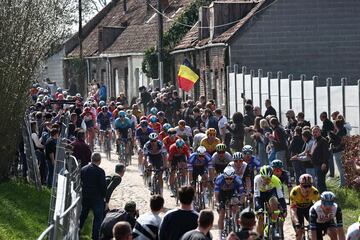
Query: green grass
[[0, 180, 92, 240], [327, 178, 360, 228]]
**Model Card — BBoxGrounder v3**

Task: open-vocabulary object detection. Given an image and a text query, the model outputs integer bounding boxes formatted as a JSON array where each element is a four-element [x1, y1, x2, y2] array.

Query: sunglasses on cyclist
[[234, 159, 243, 162], [225, 177, 233, 181], [301, 184, 312, 189], [150, 139, 157, 142], [208, 134, 216, 137], [218, 151, 225, 154]]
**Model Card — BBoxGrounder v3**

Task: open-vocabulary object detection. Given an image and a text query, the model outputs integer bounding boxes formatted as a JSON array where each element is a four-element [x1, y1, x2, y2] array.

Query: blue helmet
[[271, 159, 283, 169], [162, 123, 171, 132], [175, 139, 185, 148], [99, 100, 106, 107], [118, 111, 126, 118], [150, 116, 158, 123], [150, 107, 158, 115], [320, 191, 336, 206]]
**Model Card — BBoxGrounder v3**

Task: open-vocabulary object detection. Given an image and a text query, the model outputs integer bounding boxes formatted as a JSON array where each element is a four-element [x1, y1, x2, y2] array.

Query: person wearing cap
[[309, 191, 345, 240], [105, 164, 126, 207]]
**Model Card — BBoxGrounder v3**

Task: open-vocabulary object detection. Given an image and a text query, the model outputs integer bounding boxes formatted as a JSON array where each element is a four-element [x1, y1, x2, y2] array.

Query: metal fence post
[[250, 69, 255, 101], [313, 76, 318, 125], [300, 74, 305, 113], [341, 78, 346, 118], [289, 74, 293, 110], [234, 65, 239, 112], [226, 65, 231, 116], [267, 72, 272, 100], [358, 80, 360, 132], [258, 69, 263, 113], [326, 78, 332, 116], [242, 66, 247, 103], [277, 71, 282, 123], [51, 214, 60, 240]]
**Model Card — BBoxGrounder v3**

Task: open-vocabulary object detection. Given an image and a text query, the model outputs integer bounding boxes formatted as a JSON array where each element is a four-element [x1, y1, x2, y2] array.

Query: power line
[[147, 0, 279, 29]]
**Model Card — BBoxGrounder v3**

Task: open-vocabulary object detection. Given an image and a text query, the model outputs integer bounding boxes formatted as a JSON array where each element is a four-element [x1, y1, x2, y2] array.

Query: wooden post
[[313, 76, 318, 125]]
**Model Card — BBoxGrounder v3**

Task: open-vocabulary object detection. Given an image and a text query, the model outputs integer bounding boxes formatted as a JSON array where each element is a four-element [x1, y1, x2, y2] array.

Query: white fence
[[227, 66, 360, 135]]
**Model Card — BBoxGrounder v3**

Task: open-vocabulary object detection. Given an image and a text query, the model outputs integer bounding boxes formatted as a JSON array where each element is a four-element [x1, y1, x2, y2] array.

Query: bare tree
[[82, 0, 108, 20], [0, 0, 77, 181]]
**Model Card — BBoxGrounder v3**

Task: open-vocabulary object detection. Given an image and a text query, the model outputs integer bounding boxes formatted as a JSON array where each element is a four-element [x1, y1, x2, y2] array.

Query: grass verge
[[0, 179, 91, 240]]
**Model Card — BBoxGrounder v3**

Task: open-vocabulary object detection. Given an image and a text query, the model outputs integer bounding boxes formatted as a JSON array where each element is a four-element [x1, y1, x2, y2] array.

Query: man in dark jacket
[[309, 126, 329, 193], [71, 129, 92, 167], [264, 99, 277, 118], [139, 86, 152, 115], [320, 112, 334, 138], [80, 152, 107, 240]]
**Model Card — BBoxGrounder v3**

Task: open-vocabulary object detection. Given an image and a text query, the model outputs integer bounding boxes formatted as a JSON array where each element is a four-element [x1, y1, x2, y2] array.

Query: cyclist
[[254, 165, 286, 237], [159, 123, 171, 140], [200, 128, 221, 155], [135, 120, 153, 175], [187, 146, 214, 188], [168, 138, 190, 196], [147, 107, 158, 121], [157, 111, 168, 125], [149, 115, 162, 134], [162, 128, 180, 151], [97, 106, 113, 148], [309, 191, 345, 240], [242, 145, 261, 191], [271, 159, 293, 195], [290, 174, 320, 240], [214, 166, 244, 238], [97, 100, 106, 113], [175, 119, 193, 146], [143, 133, 167, 196], [82, 106, 96, 150], [228, 152, 251, 194], [346, 216, 360, 240], [114, 110, 132, 157], [126, 109, 137, 154], [212, 143, 233, 175]]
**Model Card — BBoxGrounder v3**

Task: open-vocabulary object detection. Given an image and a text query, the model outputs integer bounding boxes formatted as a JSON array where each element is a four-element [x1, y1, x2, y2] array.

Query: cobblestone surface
[[98, 149, 303, 240]]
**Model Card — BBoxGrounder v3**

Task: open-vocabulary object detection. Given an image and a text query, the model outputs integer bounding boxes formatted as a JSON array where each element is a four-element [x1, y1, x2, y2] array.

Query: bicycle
[[100, 129, 111, 161], [300, 225, 311, 240], [117, 138, 127, 165], [221, 196, 241, 239], [148, 168, 164, 195], [174, 166, 188, 205], [192, 176, 206, 212], [263, 204, 285, 240]]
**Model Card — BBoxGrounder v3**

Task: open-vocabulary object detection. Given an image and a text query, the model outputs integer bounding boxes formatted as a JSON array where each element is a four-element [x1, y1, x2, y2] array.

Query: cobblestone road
[[98, 149, 305, 240]]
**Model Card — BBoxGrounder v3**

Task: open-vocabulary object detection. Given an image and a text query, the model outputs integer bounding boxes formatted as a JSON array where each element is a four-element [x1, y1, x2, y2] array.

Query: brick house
[[172, 0, 360, 110], [64, 0, 192, 100]]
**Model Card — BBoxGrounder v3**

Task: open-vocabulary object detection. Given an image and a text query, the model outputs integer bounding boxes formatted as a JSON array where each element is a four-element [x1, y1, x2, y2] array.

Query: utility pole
[[78, 0, 84, 96], [157, 0, 164, 89]]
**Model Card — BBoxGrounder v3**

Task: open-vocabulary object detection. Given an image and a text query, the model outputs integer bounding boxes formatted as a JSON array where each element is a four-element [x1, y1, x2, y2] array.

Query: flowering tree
[[0, 0, 77, 181]]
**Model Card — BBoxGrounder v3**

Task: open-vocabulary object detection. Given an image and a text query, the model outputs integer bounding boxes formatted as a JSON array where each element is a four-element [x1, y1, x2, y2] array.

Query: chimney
[[123, 0, 127, 13]]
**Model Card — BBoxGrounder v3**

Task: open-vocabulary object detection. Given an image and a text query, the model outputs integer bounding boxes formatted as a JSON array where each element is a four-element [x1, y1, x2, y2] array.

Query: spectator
[[264, 99, 277, 118], [253, 106, 262, 118], [226, 112, 245, 153], [204, 108, 219, 134], [268, 117, 288, 167], [45, 128, 59, 187], [133, 195, 164, 240], [30, 121, 46, 184], [99, 80, 107, 102], [244, 104, 255, 146], [192, 107, 203, 130], [181, 209, 214, 240], [252, 117, 267, 165], [113, 222, 133, 240], [106, 164, 126, 206], [139, 86, 152, 115], [215, 108, 231, 148], [288, 127, 305, 184], [336, 114, 352, 136], [296, 112, 311, 128], [71, 128, 92, 167], [232, 208, 259, 240], [319, 112, 334, 138], [329, 119, 347, 187], [80, 152, 107, 240], [193, 129, 207, 151], [159, 186, 198, 240], [285, 109, 297, 134], [309, 126, 330, 193]]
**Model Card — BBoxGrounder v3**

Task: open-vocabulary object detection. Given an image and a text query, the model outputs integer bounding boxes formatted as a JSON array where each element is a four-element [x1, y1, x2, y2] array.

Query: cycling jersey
[[136, 127, 153, 148], [200, 137, 221, 155], [97, 111, 112, 130], [227, 161, 248, 178], [254, 174, 286, 210], [158, 131, 167, 140], [114, 117, 132, 138], [309, 201, 343, 227], [167, 143, 190, 162], [212, 152, 233, 173], [346, 222, 360, 240], [144, 139, 167, 170], [276, 170, 292, 188], [214, 174, 244, 194], [187, 152, 213, 171], [243, 156, 261, 179], [162, 135, 180, 151], [150, 122, 162, 133], [290, 186, 320, 209], [175, 126, 192, 138], [128, 115, 137, 129]]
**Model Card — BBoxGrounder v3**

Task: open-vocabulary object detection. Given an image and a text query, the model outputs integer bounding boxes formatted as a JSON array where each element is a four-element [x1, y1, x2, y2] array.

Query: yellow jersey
[[200, 137, 221, 154], [290, 185, 320, 209]]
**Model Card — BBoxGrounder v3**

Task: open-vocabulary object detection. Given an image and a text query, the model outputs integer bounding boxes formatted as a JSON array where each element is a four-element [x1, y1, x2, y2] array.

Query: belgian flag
[[177, 59, 199, 92]]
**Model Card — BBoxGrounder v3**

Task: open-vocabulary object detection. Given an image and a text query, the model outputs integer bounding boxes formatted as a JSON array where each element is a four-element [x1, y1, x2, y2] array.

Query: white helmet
[[223, 166, 235, 178], [197, 146, 207, 155]]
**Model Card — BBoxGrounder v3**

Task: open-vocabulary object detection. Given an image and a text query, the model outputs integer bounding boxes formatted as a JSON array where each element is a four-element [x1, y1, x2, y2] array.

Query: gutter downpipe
[[106, 57, 112, 97], [86, 59, 90, 84]]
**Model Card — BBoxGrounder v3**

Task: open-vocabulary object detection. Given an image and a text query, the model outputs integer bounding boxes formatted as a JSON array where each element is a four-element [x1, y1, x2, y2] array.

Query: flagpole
[[157, 0, 164, 89]]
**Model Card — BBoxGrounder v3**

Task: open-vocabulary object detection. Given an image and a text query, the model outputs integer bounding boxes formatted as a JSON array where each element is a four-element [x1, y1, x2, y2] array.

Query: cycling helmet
[[118, 111, 126, 118], [140, 120, 148, 127], [162, 123, 171, 132], [299, 174, 313, 185], [63, 90, 68, 96], [149, 132, 158, 141], [99, 100, 106, 107], [76, 93, 81, 98], [233, 152, 243, 161], [43, 89, 49, 94], [178, 119, 186, 126], [216, 143, 226, 152], [242, 145, 253, 155], [101, 106, 108, 112], [56, 87, 63, 93], [168, 128, 177, 135], [271, 160, 283, 169], [126, 109, 132, 117], [175, 139, 185, 148], [110, 101, 116, 106], [66, 95, 73, 100], [223, 166, 236, 178], [206, 128, 217, 136], [157, 111, 165, 117], [260, 165, 273, 178], [197, 146, 207, 155], [84, 107, 91, 113], [150, 116, 158, 123], [140, 116, 147, 121], [150, 107, 158, 115], [320, 191, 336, 205]]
